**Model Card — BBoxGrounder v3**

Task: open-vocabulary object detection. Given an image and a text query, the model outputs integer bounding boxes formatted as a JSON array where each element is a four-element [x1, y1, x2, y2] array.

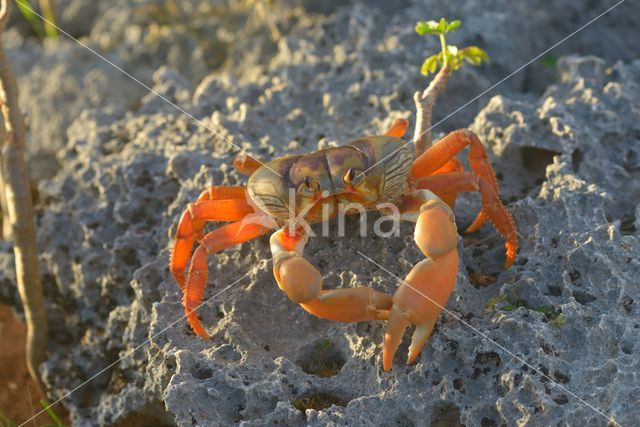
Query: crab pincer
[[271, 228, 394, 323], [382, 190, 459, 370]]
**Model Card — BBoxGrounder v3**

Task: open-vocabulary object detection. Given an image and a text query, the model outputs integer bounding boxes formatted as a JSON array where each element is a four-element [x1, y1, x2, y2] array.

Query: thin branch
[[0, 0, 47, 393], [0, 143, 10, 238], [412, 63, 451, 156]]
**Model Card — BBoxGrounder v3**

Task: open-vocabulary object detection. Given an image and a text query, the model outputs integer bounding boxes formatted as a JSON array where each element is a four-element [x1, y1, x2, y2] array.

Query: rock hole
[[540, 340, 559, 356], [191, 362, 213, 380], [295, 339, 346, 378], [467, 268, 498, 287], [572, 290, 597, 305], [472, 352, 501, 379], [520, 146, 559, 177], [551, 394, 569, 405], [621, 342, 633, 355], [572, 149, 583, 172], [116, 247, 139, 267], [568, 269, 581, 285], [553, 370, 570, 384], [291, 391, 347, 416], [183, 325, 197, 336], [107, 369, 129, 395], [514, 373, 522, 386], [481, 418, 497, 427], [164, 354, 176, 372], [546, 285, 562, 296], [621, 295, 634, 313], [214, 344, 241, 362], [394, 414, 415, 427], [429, 401, 462, 427], [620, 215, 636, 236]]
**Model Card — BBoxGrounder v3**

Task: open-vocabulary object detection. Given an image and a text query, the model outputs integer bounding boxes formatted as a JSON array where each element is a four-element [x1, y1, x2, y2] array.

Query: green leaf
[[420, 55, 439, 75], [41, 4, 59, 39], [40, 400, 64, 427], [437, 17, 447, 33], [461, 46, 489, 66], [441, 45, 463, 70], [415, 20, 442, 36], [414, 21, 429, 35], [446, 20, 461, 32], [15, 0, 46, 39]]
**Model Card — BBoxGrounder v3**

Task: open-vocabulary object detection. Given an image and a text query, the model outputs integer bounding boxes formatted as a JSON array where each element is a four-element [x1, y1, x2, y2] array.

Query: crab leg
[[382, 190, 459, 371], [410, 129, 516, 265], [185, 221, 272, 338], [415, 172, 517, 268], [270, 228, 393, 322], [427, 157, 464, 207], [233, 154, 264, 176], [384, 118, 410, 138], [170, 186, 252, 290]]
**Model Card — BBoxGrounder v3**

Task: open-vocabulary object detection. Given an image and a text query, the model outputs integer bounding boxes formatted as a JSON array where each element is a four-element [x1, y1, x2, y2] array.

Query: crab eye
[[300, 177, 320, 195], [343, 168, 364, 186]]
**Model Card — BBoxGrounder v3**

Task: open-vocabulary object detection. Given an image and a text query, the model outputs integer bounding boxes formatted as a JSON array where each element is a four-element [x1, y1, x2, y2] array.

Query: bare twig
[[0, 0, 47, 393], [0, 142, 10, 238], [413, 32, 452, 155], [412, 61, 451, 156]]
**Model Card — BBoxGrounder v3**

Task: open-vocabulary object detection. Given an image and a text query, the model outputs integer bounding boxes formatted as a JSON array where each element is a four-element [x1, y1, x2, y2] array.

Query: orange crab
[[169, 119, 516, 370]]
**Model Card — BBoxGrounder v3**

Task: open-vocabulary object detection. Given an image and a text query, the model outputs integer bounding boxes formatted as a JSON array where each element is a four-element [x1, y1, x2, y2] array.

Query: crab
[[169, 118, 517, 370]]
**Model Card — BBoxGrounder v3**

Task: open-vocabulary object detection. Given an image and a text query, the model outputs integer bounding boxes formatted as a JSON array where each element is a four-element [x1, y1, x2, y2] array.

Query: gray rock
[[1, 1, 639, 426]]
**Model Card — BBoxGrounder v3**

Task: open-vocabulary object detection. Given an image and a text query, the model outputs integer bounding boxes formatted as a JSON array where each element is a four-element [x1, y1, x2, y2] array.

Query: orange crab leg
[[270, 228, 393, 323], [196, 186, 248, 201], [410, 129, 500, 229], [415, 172, 517, 268], [410, 129, 499, 191], [382, 190, 459, 371], [409, 129, 515, 259], [384, 118, 410, 138], [428, 157, 464, 207], [185, 221, 272, 338], [233, 154, 263, 176], [170, 186, 252, 290]]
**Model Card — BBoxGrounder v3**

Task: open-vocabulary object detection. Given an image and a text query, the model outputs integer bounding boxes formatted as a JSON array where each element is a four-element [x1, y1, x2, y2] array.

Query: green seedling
[[415, 18, 489, 75], [411, 17, 490, 153]]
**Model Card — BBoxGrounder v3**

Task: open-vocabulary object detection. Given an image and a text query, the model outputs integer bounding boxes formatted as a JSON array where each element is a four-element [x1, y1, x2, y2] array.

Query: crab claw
[[383, 201, 459, 371]]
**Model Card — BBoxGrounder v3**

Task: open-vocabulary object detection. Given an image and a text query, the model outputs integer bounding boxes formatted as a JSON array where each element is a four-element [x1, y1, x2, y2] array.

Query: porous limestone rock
[[1, 1, 639, 425]]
